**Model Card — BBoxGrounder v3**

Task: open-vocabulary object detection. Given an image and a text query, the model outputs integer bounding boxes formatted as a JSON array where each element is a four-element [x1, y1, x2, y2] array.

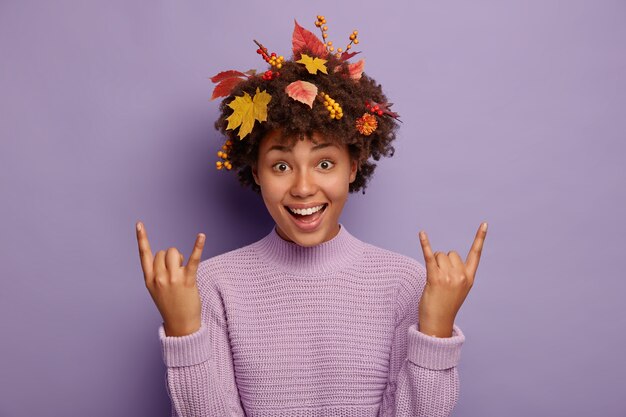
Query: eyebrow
[[266, 142, 338, 154]]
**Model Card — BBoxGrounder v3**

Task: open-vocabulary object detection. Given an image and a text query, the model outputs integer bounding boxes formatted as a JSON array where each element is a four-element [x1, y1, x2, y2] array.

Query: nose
[[290, 169, 317, 198]]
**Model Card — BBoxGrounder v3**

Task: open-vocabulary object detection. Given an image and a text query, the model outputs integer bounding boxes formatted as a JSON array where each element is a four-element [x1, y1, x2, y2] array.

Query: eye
[[317, 160, 335, 170], [272, 162, 291, 172]]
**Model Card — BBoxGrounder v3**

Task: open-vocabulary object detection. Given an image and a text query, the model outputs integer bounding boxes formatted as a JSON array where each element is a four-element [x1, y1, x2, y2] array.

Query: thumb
[[419, 231, 437, 272], [185, 233, 205, 274]]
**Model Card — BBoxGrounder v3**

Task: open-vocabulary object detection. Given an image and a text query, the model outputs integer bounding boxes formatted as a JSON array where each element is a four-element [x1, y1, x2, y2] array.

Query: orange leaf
[[348, 59, 365, 80], [285, 81, 318, 108], [292, 19, 327, 58]]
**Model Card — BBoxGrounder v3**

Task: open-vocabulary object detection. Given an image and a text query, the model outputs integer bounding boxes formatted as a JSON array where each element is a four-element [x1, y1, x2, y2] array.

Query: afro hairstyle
[[214, 50, 400, 194]]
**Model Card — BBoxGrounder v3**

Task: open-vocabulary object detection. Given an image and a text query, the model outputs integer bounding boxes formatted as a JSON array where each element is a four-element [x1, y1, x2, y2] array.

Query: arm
[[379, 307, 464, 416], [159, 275, 245, 416], [378, 261, 465, 417]]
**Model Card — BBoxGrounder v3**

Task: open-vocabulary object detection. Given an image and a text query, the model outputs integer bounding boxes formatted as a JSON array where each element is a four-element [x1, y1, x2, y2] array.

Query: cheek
[[258, 175, 288, 202], [322, 175, 351, 200]]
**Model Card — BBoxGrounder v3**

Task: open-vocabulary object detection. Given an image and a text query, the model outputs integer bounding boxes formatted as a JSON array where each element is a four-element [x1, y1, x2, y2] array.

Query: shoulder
[[195, 239, 262, 289], [359, 239, 426, 281], [357, 239, 427, 309]]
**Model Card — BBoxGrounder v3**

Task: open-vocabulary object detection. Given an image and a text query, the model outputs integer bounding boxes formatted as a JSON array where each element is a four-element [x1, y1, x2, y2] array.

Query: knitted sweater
[[158, 225, 465, 416]]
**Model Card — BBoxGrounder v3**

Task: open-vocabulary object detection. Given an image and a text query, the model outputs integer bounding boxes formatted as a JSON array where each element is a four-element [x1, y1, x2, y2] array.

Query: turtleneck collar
[[252, 224, 365, 275]]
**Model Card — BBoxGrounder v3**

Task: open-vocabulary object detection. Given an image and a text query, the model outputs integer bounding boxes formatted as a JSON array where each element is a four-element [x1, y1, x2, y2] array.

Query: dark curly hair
[[214, 52, 399, 194]]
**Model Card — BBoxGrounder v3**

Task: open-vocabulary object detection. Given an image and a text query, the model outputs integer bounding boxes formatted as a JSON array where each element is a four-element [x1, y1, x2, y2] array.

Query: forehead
[[259, 130, 344, 152]]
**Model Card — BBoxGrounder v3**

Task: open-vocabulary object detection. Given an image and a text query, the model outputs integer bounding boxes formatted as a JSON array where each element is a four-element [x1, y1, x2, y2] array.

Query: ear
[[252, 164, 260, 186], [349, 159, 358, 184]]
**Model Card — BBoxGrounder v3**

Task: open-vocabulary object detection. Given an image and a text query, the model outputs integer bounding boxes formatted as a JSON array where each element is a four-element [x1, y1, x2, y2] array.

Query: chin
[[276, 223, 338, 247]]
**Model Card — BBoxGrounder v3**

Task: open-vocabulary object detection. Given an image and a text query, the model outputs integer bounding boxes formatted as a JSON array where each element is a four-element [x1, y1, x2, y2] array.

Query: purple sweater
[[159, 225, 465, 416]]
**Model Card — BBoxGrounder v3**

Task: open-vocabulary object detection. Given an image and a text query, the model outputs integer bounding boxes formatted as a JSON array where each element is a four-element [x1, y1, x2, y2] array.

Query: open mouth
[[285, 204, 328, 222]]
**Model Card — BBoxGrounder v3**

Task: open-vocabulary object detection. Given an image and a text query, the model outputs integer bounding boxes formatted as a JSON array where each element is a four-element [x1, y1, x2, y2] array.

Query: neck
[[253, 224, 364, 275]]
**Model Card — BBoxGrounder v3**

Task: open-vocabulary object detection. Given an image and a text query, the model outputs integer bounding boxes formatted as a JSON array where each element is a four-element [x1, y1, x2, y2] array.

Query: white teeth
[[288, 205, 325, 216]]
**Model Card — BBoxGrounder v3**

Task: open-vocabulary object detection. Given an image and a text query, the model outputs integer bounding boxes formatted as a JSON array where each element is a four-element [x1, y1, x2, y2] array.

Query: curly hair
[[214, 53, 399, 194]]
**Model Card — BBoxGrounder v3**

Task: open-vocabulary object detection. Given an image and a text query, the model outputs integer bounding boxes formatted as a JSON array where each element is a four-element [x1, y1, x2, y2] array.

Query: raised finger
[[186, 233, 206, 276], [136, 221, 154, 281], [418, 231, 437, 272], [465, 222, 488, 277]]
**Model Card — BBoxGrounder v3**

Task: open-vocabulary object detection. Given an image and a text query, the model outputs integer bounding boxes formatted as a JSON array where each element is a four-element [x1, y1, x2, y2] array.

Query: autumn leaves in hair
[[210, 16, 401, 194]]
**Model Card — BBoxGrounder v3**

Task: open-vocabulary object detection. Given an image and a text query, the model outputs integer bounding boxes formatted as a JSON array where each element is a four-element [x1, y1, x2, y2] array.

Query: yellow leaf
[[226, 88, 272, 139], [296, 54, 328, 75], [252, 88, 272, 122]]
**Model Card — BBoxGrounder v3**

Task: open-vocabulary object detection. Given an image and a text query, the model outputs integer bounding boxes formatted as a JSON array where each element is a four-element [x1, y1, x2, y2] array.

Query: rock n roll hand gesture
[[135, 221, 206, 337], [417, 222, 488, 338]]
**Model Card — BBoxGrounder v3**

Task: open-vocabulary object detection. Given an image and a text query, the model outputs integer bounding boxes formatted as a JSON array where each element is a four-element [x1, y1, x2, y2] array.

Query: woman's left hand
[[417, 222, 488, 337]]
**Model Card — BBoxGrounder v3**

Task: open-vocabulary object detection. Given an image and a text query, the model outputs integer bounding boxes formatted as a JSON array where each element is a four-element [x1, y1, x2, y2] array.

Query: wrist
[[418, 318, 454, 338], [164, 320, 201, 337]]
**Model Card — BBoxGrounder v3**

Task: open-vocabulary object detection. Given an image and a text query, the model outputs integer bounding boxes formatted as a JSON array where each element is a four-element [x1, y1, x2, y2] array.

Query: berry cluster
[[267, 53, 284, 69], [262, 70, 279, 81], [216, 139, 233, 170], [320, 92, 343, 120], [315, 15, 360, 58], [254, 40, 282, 80], [365, 101, 384, 116]]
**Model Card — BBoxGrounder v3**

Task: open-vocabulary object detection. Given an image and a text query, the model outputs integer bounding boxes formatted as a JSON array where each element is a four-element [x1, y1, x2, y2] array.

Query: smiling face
[[252, 130, 358, 247]]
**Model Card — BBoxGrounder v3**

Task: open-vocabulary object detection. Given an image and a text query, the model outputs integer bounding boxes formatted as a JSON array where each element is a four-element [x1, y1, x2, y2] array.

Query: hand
[[135, 221, 205, 337], [417, 222, 487, 337]]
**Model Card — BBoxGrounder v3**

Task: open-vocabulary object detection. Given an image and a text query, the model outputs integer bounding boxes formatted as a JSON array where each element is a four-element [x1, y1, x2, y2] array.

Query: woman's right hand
[[135, 221, 206, 337]]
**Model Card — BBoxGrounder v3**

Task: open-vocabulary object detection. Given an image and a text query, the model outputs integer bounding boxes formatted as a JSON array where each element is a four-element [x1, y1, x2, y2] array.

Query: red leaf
[[292, 19, 327, 58], [340, 51, 361, 61], [210, 70, 247, 83], [211, 77, 245, 100], [348, 59, 365, 80], [368, 100, 401, 121], [285, 80, 318, 108]]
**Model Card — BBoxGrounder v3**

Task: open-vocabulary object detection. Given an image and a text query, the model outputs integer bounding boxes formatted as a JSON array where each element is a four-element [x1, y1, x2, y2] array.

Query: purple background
[[1, 1, 625, 416]]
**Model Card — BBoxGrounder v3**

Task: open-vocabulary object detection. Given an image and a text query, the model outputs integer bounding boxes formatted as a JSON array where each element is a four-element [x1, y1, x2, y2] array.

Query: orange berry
[[323, 26, 328, 31], [354, 39, 359, 44]]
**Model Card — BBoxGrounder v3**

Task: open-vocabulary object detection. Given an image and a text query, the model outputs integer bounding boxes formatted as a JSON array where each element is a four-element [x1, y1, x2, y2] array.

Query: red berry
[[378, 110, 383, 116], [257, 49, 262, 54], [271, 52, 276, 57]]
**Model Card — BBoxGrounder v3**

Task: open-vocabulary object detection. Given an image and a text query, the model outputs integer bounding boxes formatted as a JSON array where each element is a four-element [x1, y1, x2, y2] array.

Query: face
[[252, 130, 358, 247]]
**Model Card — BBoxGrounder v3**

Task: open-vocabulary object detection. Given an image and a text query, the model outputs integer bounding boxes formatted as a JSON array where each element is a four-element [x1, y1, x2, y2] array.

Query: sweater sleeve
[[158, 268, 245, 416], [378, 263, 465, 416]]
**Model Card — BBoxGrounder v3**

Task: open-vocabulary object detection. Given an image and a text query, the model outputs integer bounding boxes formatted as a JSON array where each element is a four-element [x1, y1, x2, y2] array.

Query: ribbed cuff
[[406, 324, 465, 370], [159, 322, 211, 367]]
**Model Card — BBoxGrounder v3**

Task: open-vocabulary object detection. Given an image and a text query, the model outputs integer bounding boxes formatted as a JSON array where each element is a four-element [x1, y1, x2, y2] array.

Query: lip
[[284, 202, 327, 210], [284, 203, 327, 232]]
